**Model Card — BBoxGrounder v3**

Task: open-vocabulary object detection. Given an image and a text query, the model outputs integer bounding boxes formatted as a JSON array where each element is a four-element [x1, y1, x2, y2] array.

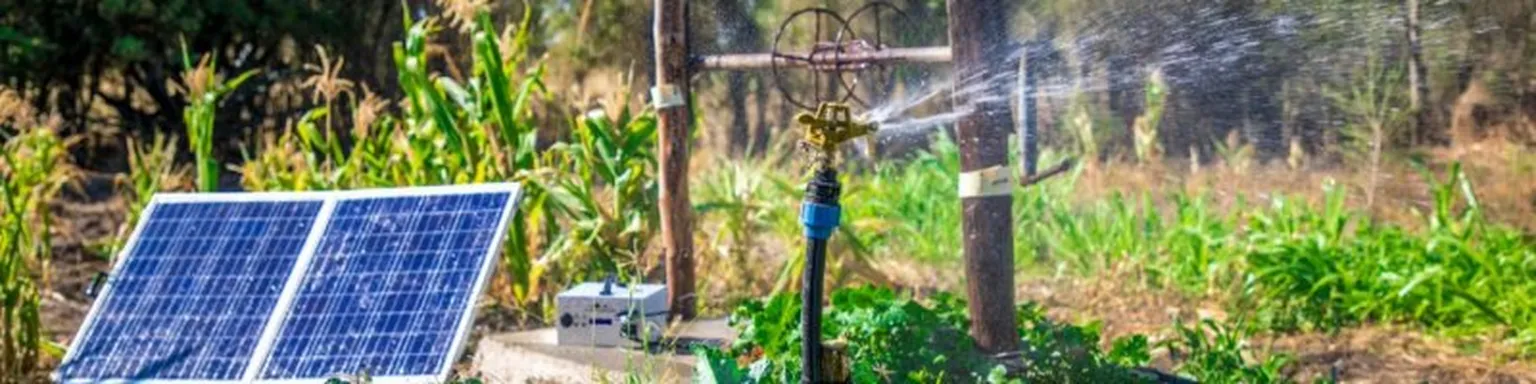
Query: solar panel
[[256, 192, 513, 380], [55, 184, 520, 383], [55, 200, 325, 382]]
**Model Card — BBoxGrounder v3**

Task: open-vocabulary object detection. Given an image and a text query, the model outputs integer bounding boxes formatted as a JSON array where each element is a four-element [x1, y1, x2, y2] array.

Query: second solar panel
[[257, 191, 513, 380]]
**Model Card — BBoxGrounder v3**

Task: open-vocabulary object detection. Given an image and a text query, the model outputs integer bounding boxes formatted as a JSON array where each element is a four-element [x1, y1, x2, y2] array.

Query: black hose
[[800, 167, 841, 384], [802, 237, 828, 384]]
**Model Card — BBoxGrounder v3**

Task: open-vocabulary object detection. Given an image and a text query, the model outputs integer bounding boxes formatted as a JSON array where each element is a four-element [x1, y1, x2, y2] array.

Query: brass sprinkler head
[[796, 102, 877, 166]]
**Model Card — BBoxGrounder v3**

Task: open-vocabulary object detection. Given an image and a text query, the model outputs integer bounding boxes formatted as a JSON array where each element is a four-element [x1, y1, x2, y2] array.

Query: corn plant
[[1242, 165, 1534, 348], [1213, 130, 1254, 175], [1068, 95, 1099, 169], [238, 6, 557, 310], [108, 135, 189, 258], [1132, 70, 1167, 164], [179, 43, 258, 192], [0, 124, 73, 284], [0, 124, 72, 378], [538, 107, 658, 293], [470, 7, 552, 306], [855, 134, 962, 265], [0, 190, 43, 379]]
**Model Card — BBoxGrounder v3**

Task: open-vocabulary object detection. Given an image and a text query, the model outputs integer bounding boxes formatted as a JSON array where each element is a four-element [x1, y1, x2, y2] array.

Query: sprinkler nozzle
[[797, 102, 877, 160]]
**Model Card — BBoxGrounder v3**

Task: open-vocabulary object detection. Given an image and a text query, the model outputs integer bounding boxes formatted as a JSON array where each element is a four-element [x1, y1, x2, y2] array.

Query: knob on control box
[[554, 282, 668, 347]]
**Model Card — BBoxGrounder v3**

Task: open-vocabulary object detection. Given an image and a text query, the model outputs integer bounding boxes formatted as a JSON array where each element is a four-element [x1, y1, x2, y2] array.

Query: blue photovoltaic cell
[[56, 200, 323, 381], [259, 192, 510, 379]]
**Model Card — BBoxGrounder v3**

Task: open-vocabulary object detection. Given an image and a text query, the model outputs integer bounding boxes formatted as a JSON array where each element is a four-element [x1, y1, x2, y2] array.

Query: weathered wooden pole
[[947, 0, 1018, 354], [654, 0, 696, 320]]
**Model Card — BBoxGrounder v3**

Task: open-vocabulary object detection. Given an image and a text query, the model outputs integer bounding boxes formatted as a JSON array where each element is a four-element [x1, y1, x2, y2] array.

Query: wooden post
[[654, 0, 696, 320], [947, 0, 1018, 354], [1018, 41, 1039, 177]]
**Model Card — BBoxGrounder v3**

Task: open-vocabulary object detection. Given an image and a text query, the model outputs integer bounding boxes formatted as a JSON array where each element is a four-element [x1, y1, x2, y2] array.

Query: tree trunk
[[1406, 0, 1431, 144]]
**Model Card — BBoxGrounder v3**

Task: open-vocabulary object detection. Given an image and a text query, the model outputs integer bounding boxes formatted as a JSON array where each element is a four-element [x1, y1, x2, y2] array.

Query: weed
[[1161, 317, 1296, 384]]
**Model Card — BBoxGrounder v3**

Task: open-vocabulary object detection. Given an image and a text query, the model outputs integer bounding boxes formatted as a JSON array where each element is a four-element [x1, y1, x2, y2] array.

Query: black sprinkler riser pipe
[[799, 166, 843, 384], [802, 238, 829, 383], [805, 168, 841, 205]]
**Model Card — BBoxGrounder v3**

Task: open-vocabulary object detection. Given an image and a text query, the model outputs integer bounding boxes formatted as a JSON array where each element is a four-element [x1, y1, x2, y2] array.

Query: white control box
[[554, 282, 668, 347]]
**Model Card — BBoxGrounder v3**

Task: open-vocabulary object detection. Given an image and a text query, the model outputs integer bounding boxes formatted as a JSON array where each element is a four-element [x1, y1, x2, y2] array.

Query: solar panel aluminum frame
[[54, 183, 522, 384]]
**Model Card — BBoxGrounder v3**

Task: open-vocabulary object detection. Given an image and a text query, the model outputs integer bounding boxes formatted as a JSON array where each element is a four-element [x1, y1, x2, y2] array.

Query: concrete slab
[[473, 318, 734, 383]]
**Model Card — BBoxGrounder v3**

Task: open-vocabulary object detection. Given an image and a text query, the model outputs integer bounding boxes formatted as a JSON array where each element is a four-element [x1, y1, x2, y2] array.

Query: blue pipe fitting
[[801, 202, 841, 240]]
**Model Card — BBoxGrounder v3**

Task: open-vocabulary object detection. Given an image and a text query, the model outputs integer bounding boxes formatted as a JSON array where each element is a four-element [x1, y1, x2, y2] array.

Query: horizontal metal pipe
[[695, 46, 952, 71]]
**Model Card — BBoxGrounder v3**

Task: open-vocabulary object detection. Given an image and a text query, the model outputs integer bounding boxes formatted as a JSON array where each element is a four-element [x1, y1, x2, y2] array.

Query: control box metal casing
[[554, 282, 668, 347]]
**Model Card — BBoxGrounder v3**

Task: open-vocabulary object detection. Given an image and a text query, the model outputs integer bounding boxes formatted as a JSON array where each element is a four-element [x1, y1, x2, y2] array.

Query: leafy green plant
[[1007, 302, 1152, 383], [1161, 318, 1294, 384], [697, 287, 1157, 383]]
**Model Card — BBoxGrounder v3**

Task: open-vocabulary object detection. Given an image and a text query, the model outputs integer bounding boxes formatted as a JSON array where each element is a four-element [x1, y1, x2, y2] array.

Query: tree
[[0, 0, 401, 169]]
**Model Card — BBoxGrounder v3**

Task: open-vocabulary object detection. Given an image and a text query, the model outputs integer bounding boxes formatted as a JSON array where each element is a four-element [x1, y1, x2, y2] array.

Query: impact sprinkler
[[797, 102, 878, 165], [795, 101, 876, 384]]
